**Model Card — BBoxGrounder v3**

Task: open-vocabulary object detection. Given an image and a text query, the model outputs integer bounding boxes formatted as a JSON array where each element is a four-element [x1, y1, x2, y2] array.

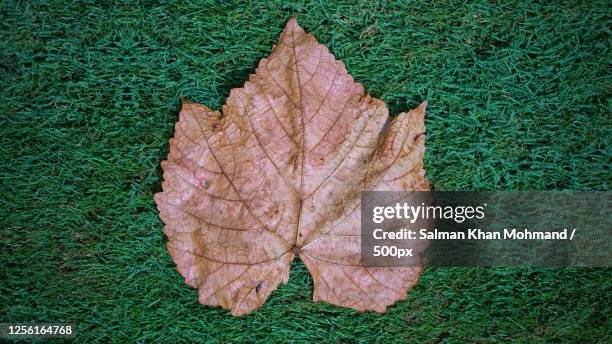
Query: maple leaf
[[154, 18, 430, 316]]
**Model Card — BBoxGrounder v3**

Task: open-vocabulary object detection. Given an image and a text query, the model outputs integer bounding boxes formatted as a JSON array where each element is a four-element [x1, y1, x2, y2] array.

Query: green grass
[[1, 0, 610, 342]]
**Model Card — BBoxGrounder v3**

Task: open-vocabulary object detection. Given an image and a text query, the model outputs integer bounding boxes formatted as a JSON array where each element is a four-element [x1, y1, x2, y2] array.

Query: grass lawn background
[[1, 0, 610, 342]]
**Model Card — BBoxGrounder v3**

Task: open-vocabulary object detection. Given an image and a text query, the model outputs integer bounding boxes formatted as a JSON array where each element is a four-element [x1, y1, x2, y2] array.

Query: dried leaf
[[154, 18, 430, 316]]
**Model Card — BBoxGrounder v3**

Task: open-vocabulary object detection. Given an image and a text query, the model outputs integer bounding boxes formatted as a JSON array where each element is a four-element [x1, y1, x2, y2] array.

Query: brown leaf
[[154, 18, 430, 316]]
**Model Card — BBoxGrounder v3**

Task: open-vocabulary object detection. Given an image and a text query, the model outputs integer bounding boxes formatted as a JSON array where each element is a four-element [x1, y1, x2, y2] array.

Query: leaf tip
[[418, 100, 428, 113], [284, 16, 304, 33]]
